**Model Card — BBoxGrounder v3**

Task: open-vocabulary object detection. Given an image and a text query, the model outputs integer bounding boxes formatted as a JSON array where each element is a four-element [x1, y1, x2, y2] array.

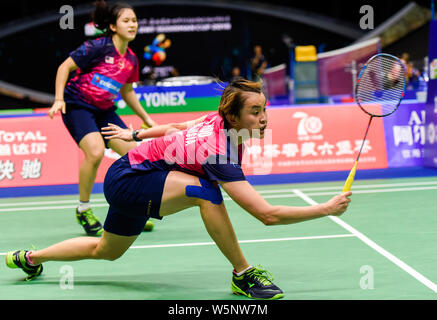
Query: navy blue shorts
[[62, 102, 127, 147], [103, 154, 169, 236]]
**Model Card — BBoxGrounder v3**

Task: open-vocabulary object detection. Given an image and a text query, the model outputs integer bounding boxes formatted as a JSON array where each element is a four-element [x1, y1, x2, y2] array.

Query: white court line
[[292, 189, 437, 294], [255, 186, 437, 199], [1, 185, 436, 212], [0, 204, 109, 212], [257, 180, 437, 194], [0, 233, 355, 256], [0, 198, 107, 207]]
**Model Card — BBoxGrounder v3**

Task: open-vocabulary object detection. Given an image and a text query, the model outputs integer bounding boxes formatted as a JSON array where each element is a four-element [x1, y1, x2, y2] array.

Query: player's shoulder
[[203, 112, 226, 142], [79, 36, 111, 54], [84, 36, 110, 46], [203, 112, 222, 124]]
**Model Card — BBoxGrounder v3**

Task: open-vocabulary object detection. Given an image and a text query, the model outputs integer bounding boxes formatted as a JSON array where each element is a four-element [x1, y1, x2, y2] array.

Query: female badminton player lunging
[[7, 79, 352, 300], [47, 0, 157, 236]]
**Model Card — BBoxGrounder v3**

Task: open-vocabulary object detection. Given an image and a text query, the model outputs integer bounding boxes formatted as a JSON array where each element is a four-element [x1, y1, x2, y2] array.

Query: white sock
[[235, 265, 253, 276], [77, 201, 90, 213]]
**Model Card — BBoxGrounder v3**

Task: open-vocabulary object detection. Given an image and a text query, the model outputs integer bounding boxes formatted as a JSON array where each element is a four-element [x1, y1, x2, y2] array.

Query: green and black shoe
[[6, 250, 43, 281], [76, 208, 103, 236], [231, 265, 284, 300]]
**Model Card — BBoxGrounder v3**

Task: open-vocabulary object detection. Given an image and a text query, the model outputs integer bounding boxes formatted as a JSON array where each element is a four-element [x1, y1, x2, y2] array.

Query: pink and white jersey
[[128, 112, 246, 182], [65, 37, 139, 110]]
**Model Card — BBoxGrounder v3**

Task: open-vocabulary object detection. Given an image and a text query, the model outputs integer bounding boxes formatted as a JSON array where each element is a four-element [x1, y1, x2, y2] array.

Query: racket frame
[[355, 53, 407, 118]]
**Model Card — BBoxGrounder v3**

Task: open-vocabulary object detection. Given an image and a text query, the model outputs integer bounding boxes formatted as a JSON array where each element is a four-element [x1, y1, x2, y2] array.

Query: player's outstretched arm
[[101, 115, 208, 141], [220, 180, 352, 225]]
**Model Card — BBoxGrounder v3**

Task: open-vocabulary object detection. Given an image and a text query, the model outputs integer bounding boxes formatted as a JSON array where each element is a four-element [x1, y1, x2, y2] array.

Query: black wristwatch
[[132, 130, 142, 142]]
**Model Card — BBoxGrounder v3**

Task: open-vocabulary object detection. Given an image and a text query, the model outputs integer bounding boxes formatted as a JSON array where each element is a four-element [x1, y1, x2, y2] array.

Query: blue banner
[[424, 19, 437, 167], [384, 101, 425, 167], [427, 20, 437, 104]]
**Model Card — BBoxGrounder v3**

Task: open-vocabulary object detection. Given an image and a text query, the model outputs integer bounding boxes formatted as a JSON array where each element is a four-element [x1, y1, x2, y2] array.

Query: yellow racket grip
[[140, 122, 150, 129], [343, 161, 358, 192]]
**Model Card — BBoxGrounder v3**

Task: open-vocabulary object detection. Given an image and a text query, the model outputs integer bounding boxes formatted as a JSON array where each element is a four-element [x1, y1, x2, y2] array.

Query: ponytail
[[91, 0, 135, 35], [92, 0, 111, 32]]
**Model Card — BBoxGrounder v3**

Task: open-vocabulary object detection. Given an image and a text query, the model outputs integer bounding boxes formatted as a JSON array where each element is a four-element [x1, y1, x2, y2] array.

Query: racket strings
[[356, 55, 406, 117]]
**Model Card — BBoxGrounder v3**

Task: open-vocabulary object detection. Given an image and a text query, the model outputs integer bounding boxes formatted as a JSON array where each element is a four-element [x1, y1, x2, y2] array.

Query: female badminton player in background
[[48, 0, 157, 236], [8, 79, 351, 300]]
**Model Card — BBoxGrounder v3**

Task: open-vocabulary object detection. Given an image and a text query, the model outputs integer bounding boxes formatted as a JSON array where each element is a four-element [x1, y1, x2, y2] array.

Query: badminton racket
[[343, 53, 406, 192]]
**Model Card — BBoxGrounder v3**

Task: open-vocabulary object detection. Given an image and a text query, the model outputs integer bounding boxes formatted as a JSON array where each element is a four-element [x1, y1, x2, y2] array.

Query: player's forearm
[[121, 89, 156, 127], [264, 204, 329, 225], [135, 123, 182, 140]]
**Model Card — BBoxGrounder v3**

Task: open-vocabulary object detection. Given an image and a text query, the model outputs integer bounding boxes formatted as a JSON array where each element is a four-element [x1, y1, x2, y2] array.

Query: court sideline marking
[[293, 189, 437, 294]]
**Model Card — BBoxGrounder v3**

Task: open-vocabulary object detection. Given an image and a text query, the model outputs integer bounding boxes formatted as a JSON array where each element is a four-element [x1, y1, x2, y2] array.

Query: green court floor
[[1, 176, 437, 300]]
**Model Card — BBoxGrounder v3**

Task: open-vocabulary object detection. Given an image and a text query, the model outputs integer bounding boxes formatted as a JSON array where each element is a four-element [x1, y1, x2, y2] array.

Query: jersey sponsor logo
[[90, 73, 122, 95], [105, 55, 114, 64]]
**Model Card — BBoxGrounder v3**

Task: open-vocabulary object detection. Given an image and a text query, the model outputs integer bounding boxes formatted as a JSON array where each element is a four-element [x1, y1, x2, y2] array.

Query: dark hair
[[218, 78, 263, 120], [92, 0, 135, 35]]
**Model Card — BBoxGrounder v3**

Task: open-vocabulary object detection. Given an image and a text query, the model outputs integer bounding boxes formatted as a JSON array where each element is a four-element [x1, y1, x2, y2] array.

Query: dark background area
[[1, 0, 431, 26], [0, 0, 433, 108]]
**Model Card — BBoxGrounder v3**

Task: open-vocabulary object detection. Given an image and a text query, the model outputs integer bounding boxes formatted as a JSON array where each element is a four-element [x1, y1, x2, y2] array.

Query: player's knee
[[92, 245, 125, 261], [99, 250, 124, 261], [196, 197, 212, 209], [103, 252, 124, 261], [85, 148, 105, 164]]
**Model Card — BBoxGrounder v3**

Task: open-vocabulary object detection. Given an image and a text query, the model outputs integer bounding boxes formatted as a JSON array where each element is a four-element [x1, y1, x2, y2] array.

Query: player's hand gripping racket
[[342, 53, 406, 192]]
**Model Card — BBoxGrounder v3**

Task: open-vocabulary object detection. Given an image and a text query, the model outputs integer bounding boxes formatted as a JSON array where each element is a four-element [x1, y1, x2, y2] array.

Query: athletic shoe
[[231, 265, 284, 300], [76, 208, 103, 236], [5, 250, 43, 281]]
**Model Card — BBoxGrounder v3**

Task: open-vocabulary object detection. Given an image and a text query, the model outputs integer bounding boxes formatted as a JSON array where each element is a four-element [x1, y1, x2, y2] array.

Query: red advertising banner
[[0, 115, 78, 188], [242, 105, 388, 175]]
